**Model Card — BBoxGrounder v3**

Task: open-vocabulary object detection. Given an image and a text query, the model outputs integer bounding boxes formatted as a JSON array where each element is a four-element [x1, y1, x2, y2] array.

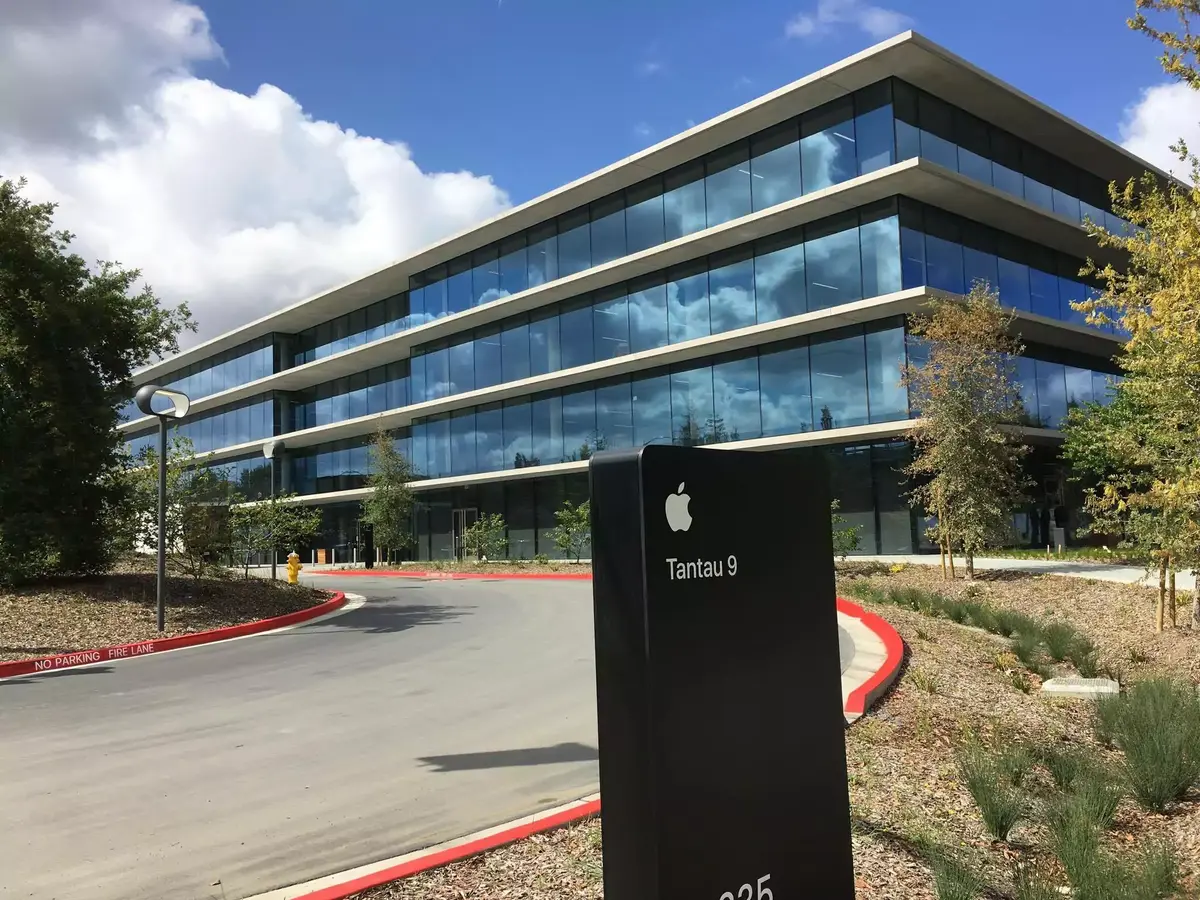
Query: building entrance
[[452, 507, 478, 560]]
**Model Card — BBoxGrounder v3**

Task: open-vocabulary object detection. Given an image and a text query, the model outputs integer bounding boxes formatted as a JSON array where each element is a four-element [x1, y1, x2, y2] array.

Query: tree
[[461, 513, 508, 561], [0, 177, 193, 584], [122, 436, 237, 579], [229, 493, 322, 578], [903, 284, 1030, 579], [360, 429, 416, 563], [552, 499, 591, 562], [830, 499, 861, 560]]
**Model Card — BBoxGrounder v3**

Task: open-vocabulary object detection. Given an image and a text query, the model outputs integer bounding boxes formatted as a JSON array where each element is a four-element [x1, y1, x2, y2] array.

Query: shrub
[[1047, 799, 1101, 888], [931, 853, 982, 900], [1041, 622, 1080, 662], [533, 553, 549, 564], [957, 746, 1024, 841], [963, 601, 997, 632], [1012, 860, 1059, 900], [941, 598, 970, 623], [1040, 746, 1089, 790], [1049, 768, 1123, 832], [997, 746, 1035, 787], [1069, 635, 1102, 678], [846, 580, 886, 604], [1010, 671, 1032, 693], [1011, 632, 1046, 670], [911, 668, 939, 694], [888, 585, 928, 611], [1101, 678, 1200, 812], [993, 608, 1038, 638]]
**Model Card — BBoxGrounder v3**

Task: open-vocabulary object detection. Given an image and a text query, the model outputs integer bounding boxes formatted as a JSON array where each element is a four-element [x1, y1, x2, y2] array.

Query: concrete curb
[[0, 592, 347, 679], [838, 596, 906, 719]]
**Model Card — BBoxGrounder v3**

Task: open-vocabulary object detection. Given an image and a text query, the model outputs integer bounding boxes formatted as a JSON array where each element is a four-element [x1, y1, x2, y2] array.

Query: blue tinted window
[[811, 330, 868, 430], [476, 405, 504, 472], [1036, 360, 1067, 429], [527, 223, 558, 288], [595, 381, 633, 450], [1092, 371, 1110, 405], [450, 410, 477, 476], [625, 179, 665, 254], [663, 162, 706, 241], [712, 355, 761, 441], [866, 327, 907, 423], [926, 234, 965, 295], [557, 210, 591, 278], [449, 339, 475, 395], [708, 251, 756, 333], [917, 92, 957, 171], [591, 196, 626, 266], [426, 415, 451, 478], [667, 263, 710, 344], [424, 268, 449, 321], [628, 277, 669, 354], [475, 329, 503, 390], [1022, 147, 1055, 212], [860, 210, 901, 297], [1029, 267, 1060, 319], [806, 215, 862, 310], [501, 319, 531, 382], [705, 142, 752, 228], [955, 109, 992, 186], [560, 299, 594, 369], [529, 310, 561, 376], [754, 235, 806, 323], [426, 346, 449, 401], [410, 353, 427, 405], [671, 366, 715, 446], [593, 289, 630, 360], [531, 394, 563, 464], [750, 122, 801, 211], [997, 256, 1031, 311], [990, 130, 1025, 199], [964, 246, 999, 294], [760, 343, 812, 436], [801, 97, 856, 193], [562, 388, 597, 459], [855, 81, 894, 175], [632, 373, 672, 446], [503, 400, 534, 467], [1065, 366, 1092, 410], [499, 235, 528, 297], [900, 223, 926, 289], [1053, 189, 1082, 224], [1058, 277, 1087, 327], [447, 258, 472, 315]]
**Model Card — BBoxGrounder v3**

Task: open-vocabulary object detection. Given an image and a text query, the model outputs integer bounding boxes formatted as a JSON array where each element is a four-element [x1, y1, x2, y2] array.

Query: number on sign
[[719, 874, 771, 900], [727, 554, 738, 576]]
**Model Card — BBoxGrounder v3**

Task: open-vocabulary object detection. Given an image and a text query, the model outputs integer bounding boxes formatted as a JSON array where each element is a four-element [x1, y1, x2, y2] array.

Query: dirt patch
[[0, 564, 329, 662], [348, 564, 1198, 899]]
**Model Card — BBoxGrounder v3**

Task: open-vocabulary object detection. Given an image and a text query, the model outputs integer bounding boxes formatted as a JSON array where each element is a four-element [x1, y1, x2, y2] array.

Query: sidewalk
[[854, 554, 1196, 591]]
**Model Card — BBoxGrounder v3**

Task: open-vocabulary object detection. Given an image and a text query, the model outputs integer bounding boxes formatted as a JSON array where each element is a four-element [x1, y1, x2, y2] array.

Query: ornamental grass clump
[[957, 745, 1025, 841]]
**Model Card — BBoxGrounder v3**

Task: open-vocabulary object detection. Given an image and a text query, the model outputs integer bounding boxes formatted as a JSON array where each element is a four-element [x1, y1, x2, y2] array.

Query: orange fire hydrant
[[286, 551, 303, 584]]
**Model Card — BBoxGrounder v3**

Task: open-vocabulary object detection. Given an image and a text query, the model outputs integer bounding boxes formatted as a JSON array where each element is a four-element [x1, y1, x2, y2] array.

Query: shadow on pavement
[[302, 602, 471, 635], [417, 742, 599, 772], [0, 665, 116, 686]]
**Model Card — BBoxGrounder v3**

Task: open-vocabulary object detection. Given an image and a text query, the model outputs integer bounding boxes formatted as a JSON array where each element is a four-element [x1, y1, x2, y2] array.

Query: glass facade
[[292, 362, 411, 431], [293, 294, 410, 366], [125, 395, 276, 458], [292, 432, 413, 497]]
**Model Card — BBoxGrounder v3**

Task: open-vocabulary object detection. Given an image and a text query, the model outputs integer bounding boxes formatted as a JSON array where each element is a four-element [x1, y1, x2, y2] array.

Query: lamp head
[[134, 384, 191, 419]]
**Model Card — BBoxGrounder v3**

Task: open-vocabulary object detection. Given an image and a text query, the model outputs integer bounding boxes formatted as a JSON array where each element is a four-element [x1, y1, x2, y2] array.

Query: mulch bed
[[347, 563, 1198, 900], [0, 564, 328, 662]]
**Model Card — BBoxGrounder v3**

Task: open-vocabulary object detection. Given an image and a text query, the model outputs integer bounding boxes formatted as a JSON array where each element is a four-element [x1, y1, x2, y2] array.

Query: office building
[[121, 31, 1152, 561]]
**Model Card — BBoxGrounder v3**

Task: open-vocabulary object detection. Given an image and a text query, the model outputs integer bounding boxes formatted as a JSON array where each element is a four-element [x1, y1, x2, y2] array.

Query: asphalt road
[[0, 577, 599, 900]]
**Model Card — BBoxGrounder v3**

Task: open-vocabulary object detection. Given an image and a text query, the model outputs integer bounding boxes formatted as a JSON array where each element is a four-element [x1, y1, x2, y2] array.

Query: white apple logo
[[664, 482, 693, 532]]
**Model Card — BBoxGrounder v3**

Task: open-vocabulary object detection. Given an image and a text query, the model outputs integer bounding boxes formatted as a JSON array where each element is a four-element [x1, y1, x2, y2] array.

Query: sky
[[1, 0, 1197, 349]]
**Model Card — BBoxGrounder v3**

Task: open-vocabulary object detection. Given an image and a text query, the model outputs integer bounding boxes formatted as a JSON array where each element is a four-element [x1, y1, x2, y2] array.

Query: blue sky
[[195, 0, 1169, 204]]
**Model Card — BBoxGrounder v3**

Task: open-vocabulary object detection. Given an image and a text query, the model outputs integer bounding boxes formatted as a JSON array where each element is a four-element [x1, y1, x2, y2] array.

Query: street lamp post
[[133, 384, 190, 633], [263, 440, 283, 581]]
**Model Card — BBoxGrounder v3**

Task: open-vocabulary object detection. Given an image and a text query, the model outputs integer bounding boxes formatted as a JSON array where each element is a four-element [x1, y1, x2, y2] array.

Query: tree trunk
[[940, 542, 947, 581], [948, 538, 956, 580], [1192, 582, 1200, 630], [1169, 565, 1177, 628], [1156, 555, 1167, 633], [966, 551, 975, 580]]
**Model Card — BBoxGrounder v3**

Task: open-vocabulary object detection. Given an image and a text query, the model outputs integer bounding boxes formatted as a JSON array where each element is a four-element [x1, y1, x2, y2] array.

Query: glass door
[[452, 507, 478, 560]]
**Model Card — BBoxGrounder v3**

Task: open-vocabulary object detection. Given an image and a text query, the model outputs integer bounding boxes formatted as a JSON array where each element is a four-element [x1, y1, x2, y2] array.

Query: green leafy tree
[[229, 493, 322, 578], [461, 512, 508, 561], [360, 429, 416, 563], [552, 499, 591, 562], [830, 499, 861, 560], [903, 284, 1030, 578], [0, 177, 193, 584]]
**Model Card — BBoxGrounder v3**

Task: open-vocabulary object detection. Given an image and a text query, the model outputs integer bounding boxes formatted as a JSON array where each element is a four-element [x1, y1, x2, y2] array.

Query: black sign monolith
[[589, 444, 854, 899]]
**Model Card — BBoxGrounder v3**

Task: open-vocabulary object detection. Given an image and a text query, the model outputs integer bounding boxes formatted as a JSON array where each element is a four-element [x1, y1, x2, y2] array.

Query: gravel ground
[[348, 564, 1198, 900], [0, 564, 328, 662]]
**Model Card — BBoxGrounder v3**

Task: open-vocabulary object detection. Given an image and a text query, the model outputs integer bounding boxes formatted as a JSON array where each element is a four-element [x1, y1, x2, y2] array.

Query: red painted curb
[[310, 569, 592, 580], [0, 592, 347, 679], [294, 799, 603, 900], [837, 596, 906, 716]]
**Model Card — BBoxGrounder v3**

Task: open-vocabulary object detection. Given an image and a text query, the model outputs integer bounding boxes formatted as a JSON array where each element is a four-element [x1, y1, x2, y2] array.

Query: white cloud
[[638, 60, 664, 76], [785, 0, 912, 41], [0, 0, 510, 347], [633, 122, 654, 139], [1119, 80, 1200, 178]]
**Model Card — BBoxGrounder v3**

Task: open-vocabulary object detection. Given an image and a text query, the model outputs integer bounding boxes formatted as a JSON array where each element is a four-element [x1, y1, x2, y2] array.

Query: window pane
[[527, 223, 558, 287], [499, 235, 528, 297], [859, 210, 901, 297], [426, 346, 450, 400], [671, 366, 715, 446], [866, 327, 907, 423], [450, 410, 477, 476], [759, 342, 812, 436], [664, 161, 707, 241], [529, 310, 561, 376], [667, 263, 710, 344], [504, 400, 534, 468], [997, 256, 1031, 312], [593, 289, 630, 360], [475, 329, 503, 389], [628, 278, 669, 353], [991, 130, 1025, 198], [705, 142, 752, 228], [1022, 146, 1055, 212], [708, 250, 756, 334], [562, 388, 597, 460], [560, 299, 594, 369], [750, 121, 801, 211], [964, 246, 999, 294], [805, 215, 862, 310], [632, 373, 673, 446], [501, 319, 531, 383], [1036, 360, 1067, 428], [712, 355, 761, 441], [591, 195, 627, 266], [754, 235, 806, 323], [924, 210, 964, 294], [595, 381, 633, 450], [427, 415, 451, 478], [531, 394, 563, 465], [476, 405, 505, 472], [811, 330, 868, 429], [801, 97, 856, 193], [893, 79, 920, 161], [449, 338, 475, 395], [917, 91, 958, 171], [900, 223, 926, 289], [557, 209, 591, 278], [1064, 366, 1092, 411], [1029, 267, 1060, 319], [855, 81, 894, 175], [954, 108, 992, 186], [447, 257, 472, 315], [625, 178, 665, 254]]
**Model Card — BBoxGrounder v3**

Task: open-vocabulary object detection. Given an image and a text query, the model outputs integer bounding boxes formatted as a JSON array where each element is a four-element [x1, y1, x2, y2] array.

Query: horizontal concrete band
[[123, 158, 1121, 436], [134, 31, 1158, 384]]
